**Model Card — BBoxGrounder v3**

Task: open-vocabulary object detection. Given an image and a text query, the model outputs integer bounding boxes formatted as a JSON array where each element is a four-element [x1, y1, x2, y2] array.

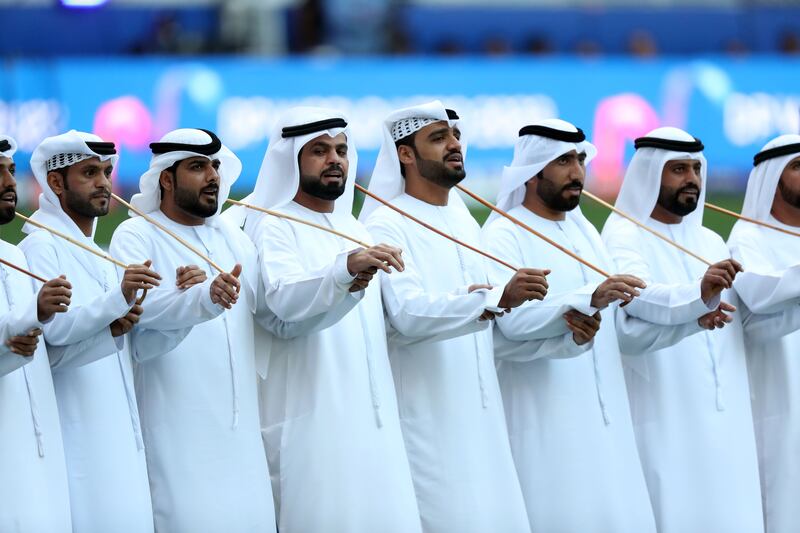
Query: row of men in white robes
[[1, 100, 798, 533]]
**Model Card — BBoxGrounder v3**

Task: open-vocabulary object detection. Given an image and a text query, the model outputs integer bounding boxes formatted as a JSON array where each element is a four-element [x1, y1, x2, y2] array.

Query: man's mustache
[[562, 180, 583, 192], [677, 184, 700, 196], [321, 164, 344, 175], [0, 187, 18, 203], [444, 150, 463, 162]]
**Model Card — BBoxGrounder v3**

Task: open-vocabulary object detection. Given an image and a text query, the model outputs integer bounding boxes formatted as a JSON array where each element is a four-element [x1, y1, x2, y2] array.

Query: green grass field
[[0, 193, 745, 249]]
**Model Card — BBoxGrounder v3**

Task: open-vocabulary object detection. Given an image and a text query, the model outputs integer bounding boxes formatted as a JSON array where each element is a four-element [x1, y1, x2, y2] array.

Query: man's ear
[[159, 170, 175, 192], [46, 171, 66, 197], [397, 145, 416, 166]]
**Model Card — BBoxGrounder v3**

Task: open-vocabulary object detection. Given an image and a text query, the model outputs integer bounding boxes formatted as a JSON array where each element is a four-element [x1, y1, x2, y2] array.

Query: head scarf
[[741, 134, 800, 222], [225, 106, 356, 232], [0, 135, 17, 159], [613, 126, 707, 227], [359, 100, 462, 221], [131, 128, 241, 226], [488, 118, 597, 224], [25, 130, 119, 239]]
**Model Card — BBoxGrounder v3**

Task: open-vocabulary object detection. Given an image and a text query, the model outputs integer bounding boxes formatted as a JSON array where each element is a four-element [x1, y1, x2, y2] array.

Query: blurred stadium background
[[1, 0, 799, 245]]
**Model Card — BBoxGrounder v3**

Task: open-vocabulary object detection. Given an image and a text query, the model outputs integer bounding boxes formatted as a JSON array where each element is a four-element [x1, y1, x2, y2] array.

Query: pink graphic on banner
[[591, 93, 660, 196], [93, 96, 154, 151]]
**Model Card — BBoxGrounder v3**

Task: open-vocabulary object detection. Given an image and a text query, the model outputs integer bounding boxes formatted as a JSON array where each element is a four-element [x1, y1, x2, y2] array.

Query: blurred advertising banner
[[1, 57, 798, 196]]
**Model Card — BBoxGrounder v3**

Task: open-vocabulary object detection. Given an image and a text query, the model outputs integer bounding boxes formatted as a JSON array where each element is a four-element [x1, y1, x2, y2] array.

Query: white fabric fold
[[740, 134, 800, 221], [0, 134, 17, 158]]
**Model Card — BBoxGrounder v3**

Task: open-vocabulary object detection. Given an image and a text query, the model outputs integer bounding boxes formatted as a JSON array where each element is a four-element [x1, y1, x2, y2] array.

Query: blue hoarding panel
[[1, 56, 798, 197]]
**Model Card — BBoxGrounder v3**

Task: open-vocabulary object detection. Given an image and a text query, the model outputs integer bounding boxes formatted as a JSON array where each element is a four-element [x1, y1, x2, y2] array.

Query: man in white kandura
[[362, 100, 547, 533], [0, 134, 73, 533], [20, 131, 160, 533], [602, 127, 798, 533], [727, 134, 800, 533], [110, 128, 277, 532], [482, 119, 657, 532], [233, 107, 422, 533]]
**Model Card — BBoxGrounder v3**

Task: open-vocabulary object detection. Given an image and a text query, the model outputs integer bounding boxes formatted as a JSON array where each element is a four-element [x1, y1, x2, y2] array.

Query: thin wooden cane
[[455, 184, 610, 278], [705, 202, 800, 239], [225, 198, 371, 248], [581, 190, 713, 266], [0, 257, 47, 283], [16, 212, 128, 268], [355, 184, 518, 272], [16, 212, 150, 303], [111, 193, 224, 274]]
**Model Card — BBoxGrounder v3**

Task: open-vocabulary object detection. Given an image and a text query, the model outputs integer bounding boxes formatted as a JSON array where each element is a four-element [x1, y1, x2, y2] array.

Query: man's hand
[[121, 260, 161, 304], [346, 244, 404, 293], [498, 268, 550, 310], [701, 259, 743, 304], [110, 304, 143, 337], [349, 266, 377, 293], [590, 275, 646, 309], [6, 328, 42, 357], [697, 301, 736, 330], [176, 265, 207, 290], [347, 244, 404, 276], [564, 310, 601, 345], [210, 264, 242, 309], [37, 275, 72, 322]]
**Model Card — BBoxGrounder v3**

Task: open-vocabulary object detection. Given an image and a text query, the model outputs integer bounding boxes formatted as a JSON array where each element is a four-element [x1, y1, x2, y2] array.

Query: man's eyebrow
[[426, 127, 451, 139], [310, 141, 335, 149]]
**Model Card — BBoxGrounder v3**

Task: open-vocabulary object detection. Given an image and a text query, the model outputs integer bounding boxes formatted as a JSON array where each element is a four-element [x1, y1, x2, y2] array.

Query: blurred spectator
[[483, 36, 512, 56], [724, 39, 749, 57], [288, 0, 325, 53], [324, 0, 393, 54], [131, 14, 205, 55], [628, 30, 658, 57], [388, 22, 412, 55], [435, 40, 464, 56], [575, 39, 602, 57], [523, 36, 553, 56], [779, 31, 800, 55]]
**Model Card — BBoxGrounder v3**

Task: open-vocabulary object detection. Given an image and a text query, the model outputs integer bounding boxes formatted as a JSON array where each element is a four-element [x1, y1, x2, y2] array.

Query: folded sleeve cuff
[[571, 284, 600, 316], [483, 286, 505, 313], [692, 291, 721, 317], [334, 250, 358, 287]]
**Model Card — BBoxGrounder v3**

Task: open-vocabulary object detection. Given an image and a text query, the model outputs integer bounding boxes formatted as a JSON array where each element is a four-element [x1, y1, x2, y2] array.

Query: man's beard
[[536, 175, 582, 212], [778, 179, 800, 209], [299, 164, 347, 201], [416, 152, 466, 189], [0, 187, 16, 224], [175, 182, 218, 218], [64, 189, 110, 218], [657, 183, 700, 217]]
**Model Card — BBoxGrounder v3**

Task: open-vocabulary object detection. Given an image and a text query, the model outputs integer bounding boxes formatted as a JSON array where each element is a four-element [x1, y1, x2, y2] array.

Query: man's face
[[298, 133, 349, 201], [170, 157, 221, 218], [405, 121, 465, 188], [534, 150, 587, 212], [777, 155, 800, 209], [656, 158, 703, 217], [57, 157, 114, 219], [0, 155, 17, 224]]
